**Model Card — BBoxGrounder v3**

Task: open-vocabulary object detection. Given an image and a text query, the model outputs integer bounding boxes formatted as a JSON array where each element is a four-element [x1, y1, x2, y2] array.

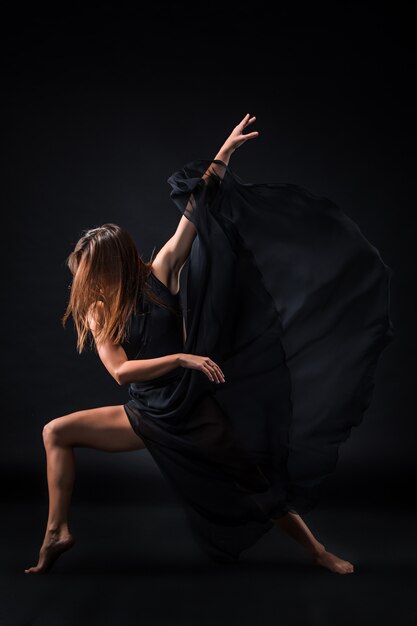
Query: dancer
[[25, 114, 393, 575]]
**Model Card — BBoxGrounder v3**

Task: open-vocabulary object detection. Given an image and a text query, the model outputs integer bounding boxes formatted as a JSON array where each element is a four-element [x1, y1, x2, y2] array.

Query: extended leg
[[271, 511, 354, 574], [25, 404, 146, 574]]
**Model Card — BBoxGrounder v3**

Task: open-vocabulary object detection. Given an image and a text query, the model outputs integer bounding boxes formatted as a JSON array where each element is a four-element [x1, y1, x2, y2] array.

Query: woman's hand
[[220, 113, 259, 156], [178, 353, 226, 384], [206, 113, 259, 177]]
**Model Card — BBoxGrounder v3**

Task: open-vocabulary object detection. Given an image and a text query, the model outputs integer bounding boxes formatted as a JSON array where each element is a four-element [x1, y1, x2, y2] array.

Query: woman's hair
[[61, 223, 181, 354]]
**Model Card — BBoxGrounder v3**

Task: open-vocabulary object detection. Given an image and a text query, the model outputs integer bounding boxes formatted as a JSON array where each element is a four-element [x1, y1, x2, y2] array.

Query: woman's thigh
[[43, 405, 146, 453]]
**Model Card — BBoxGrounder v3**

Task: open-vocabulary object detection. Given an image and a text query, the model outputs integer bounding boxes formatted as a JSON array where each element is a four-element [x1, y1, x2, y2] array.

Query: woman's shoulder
[[148, 264, 180, 297], [86, 300, 105, 332]]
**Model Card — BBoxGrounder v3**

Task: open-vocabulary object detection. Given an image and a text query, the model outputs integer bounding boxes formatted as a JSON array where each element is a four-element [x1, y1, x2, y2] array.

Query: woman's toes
[[313, 550, 355, 574], [24, 533, 75, 574]]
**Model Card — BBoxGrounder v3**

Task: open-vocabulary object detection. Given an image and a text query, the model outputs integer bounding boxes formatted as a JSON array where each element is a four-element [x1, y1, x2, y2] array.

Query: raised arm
[[152, 114, 259, 293]]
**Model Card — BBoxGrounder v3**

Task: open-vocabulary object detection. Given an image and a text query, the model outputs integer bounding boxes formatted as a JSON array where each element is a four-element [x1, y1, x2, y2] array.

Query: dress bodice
[[121, 270, 184, 365]]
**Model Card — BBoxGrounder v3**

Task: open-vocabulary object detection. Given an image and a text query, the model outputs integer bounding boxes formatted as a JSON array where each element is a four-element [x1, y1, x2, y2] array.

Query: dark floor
[[2, 453, 416, 626]]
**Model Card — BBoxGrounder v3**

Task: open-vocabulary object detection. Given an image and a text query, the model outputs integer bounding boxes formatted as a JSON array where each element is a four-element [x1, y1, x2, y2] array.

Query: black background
[[1, 3, 415, 625]]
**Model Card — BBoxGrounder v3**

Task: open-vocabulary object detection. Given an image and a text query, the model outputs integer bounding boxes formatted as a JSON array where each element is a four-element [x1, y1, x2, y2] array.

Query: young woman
[[25, 114, 393, 575]]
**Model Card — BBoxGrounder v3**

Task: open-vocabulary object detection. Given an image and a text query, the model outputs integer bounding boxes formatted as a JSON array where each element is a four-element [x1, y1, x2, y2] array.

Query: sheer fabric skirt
[[122, 159, 393, 562]]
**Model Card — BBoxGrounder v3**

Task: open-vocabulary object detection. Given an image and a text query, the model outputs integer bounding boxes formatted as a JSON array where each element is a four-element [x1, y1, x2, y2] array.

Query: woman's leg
[[271, 511, 354, 574], [25, 404, 146, 574]]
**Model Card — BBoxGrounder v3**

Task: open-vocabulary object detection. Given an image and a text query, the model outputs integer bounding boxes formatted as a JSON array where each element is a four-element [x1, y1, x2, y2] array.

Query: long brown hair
[[62, 223, 181, 354]]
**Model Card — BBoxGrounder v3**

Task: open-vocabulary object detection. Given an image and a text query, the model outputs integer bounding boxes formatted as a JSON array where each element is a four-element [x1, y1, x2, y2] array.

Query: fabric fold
[[125, 156, 393, 563], [167, 158, 393, 514]]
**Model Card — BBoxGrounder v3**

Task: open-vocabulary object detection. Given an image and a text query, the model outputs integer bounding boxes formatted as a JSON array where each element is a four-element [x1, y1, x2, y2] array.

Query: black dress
[[122, 158, 394, 563]]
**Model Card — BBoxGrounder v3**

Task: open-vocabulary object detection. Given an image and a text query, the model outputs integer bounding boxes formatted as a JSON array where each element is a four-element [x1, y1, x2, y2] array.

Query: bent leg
[[25, 404, 145, 574], [44, 404, 147, 453], [43, 404, 146, 531]]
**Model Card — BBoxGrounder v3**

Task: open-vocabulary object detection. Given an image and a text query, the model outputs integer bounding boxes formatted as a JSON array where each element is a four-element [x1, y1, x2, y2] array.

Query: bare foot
[[312, 543, 354, 574], [24, 529, 75, 574]]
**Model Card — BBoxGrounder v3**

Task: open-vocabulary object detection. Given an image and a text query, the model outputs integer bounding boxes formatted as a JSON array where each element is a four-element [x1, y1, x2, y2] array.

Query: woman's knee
[[42, 418, 65, 447], [42, 406, 146, 452]]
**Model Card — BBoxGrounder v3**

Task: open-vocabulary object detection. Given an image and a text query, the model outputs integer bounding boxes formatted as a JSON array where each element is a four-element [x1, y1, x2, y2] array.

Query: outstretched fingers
[[235, 113, 259, 141], [243, 130, 259, 139], [238, 113, 255, 127]]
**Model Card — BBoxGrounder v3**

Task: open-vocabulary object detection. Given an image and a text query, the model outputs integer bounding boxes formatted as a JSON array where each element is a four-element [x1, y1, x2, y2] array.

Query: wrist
[[176, 353, 185, 367], [215, 145, 233, 165]]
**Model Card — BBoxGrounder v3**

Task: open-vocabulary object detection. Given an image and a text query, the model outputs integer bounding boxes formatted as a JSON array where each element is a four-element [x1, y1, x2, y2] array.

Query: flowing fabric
[[123, 158, 394, 562]]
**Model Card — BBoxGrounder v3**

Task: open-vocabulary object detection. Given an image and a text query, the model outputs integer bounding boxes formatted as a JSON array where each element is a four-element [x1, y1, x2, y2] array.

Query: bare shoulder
[[87, 300, 105, 333], [151, 249, 180, 296]]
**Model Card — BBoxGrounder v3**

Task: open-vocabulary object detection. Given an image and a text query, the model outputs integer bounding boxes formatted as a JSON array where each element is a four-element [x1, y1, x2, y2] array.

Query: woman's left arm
[[152, 114, 259, 293]]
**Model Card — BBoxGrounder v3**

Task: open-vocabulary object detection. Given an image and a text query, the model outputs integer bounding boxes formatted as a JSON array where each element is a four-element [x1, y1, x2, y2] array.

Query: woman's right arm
[[117, 353, 225, 385], [86, 302, 181, 384], [95, 343, 226, 386], [115, 353, 182, 385], [87, 304, 225, 385]]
